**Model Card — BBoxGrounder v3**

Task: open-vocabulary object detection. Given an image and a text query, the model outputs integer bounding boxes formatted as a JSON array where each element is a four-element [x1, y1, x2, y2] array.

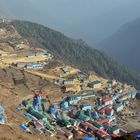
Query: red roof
[[36, 93, 46, 97], [105, 107, 113, 112], [83, 122, 98, 130], [102, 121, 112, 126], [99, 108, 105, 114], [97, 129, 108, 136], [103, 98, 112, 103], [99, 107, 114, 115], [101, 118, 109, 124], [83, 121, 91, 126], [84, 122, 95, 127]]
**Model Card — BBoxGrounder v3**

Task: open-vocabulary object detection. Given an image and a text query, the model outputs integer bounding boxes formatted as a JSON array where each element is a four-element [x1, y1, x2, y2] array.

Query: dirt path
[[25, 70, 63, 80]]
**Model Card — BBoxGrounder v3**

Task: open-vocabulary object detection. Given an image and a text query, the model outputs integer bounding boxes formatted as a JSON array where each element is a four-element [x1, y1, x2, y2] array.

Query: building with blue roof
[[0, 114, 5, 124], [83, 137, 95, 140], [106, 115, 116, 122], [0, 105, 6, 124], [92, 110, 100, 119], [27, 53, 36, 58], [26, 63, 44, 69], [36, 51, 49, 56], [114, 103, 124, 112], [81, 104, 92, 110], [60, 101, 73, 111], [66, 96, 81, 105], [111, 95, 117, 101], [49, 105, 61, 119]]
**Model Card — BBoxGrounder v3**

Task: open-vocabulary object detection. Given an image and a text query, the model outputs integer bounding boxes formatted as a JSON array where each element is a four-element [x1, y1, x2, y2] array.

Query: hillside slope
[[9, 20, 140, 88], [99, 18, 140, 72]]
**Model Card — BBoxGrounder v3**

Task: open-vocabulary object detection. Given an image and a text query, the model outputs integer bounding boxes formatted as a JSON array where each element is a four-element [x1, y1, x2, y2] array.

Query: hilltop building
[[88, 80, 101, 88]]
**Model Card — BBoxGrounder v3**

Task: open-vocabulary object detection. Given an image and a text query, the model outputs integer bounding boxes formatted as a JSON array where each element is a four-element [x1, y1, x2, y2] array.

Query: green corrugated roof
[[91, 121, 102, 128], [22, 99, 30, 106], [77, 111, 90, 121], [90, 80, 101, 85], [111, 125, 119, 131]]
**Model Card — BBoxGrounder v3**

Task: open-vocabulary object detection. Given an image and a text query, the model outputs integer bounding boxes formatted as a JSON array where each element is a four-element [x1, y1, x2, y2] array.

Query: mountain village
[[0, 19, 140, 140]]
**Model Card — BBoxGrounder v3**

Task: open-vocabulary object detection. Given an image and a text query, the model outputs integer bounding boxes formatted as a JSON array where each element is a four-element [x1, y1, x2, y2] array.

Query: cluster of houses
[[16, 51, 52, 70], [26, 52, 51, 58], [17, 62, 44, 70], [18, 82, 138, 139], [58, 77, 102, 93], [61, 79, 81, 93], [13, 49, 138, 139]]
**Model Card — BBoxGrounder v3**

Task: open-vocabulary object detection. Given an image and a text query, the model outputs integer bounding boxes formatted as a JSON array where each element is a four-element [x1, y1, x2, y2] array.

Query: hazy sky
[[1, 0, 140, 45]]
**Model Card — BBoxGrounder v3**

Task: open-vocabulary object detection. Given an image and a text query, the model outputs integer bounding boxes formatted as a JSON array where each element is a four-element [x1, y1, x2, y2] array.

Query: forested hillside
[[10, 20, 140, 88]]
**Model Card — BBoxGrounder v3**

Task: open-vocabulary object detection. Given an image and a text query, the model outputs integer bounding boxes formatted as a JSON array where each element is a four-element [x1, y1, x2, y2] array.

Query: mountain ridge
[[98, 18, 140, 72]]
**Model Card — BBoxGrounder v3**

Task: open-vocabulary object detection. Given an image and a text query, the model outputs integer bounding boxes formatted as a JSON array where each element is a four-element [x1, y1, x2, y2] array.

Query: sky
[[0, 0, 140, 46]]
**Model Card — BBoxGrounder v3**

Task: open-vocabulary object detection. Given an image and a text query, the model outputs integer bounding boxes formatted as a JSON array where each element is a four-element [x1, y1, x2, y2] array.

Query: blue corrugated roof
[[83, 137, 94, 140], [82, 104, 92, 107], [89, 80, 101, 85], [114, 103, 123, 108], [49, 106, 57, 114], [0, 114, 4, 120]]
